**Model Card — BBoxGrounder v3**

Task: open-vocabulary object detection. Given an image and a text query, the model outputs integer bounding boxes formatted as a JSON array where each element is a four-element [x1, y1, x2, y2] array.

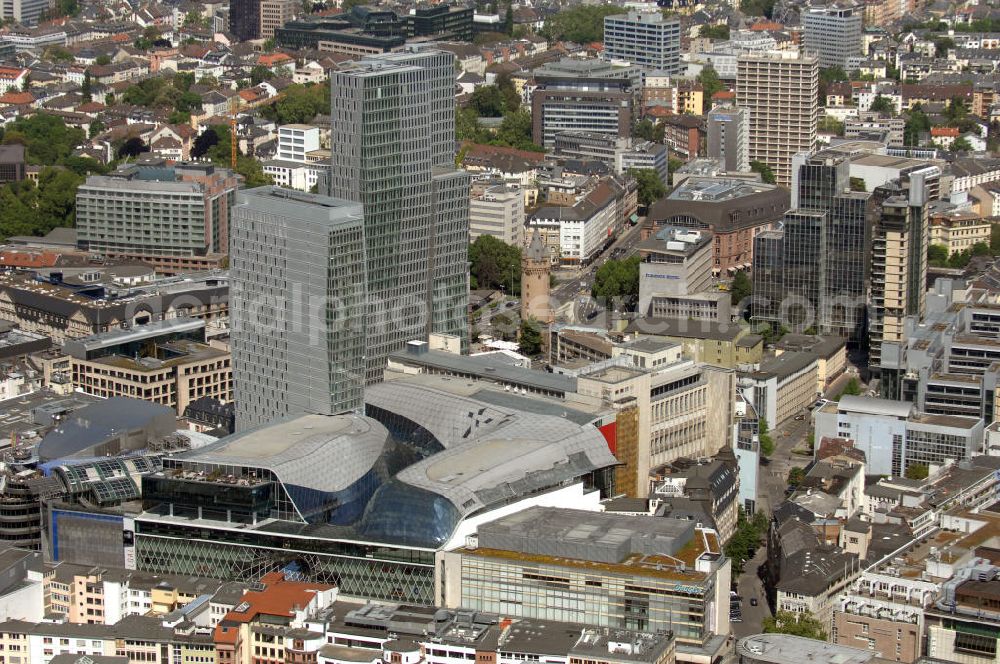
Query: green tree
[[949, 249, 972, 269], [839, 377, 862, 398], [991, 224, 1000, 254], [763, 611, 828, 640], [496, 73, 520, 112], [787, 466, 806, 489], [952, 136, 974, 152], [698, 24, 729, 40], [818, 116, 845, 136], [629, 168, 667, 207], [934, 36, 955, 55], [632, 118, 655, 141], [87, 119, 104, 139], [730, 270, 752, 305], [81, 70, 92, 103], [116, 137, 149, 159], [905, 463, 929, 480], [457, 107, 488, 143], [494, 108, 542, 152], [469, 234, 522, 292], [928, 243, 949, 266], [750, 160, 776, 184], [503, 3, 514, 35], [724, 508, 770, 574], [905, 105, 931, 145], [944, 96, 968, 125], [95, 54, 111, 66], [740, 0, 776, 17], [200, 124, 272, 187], [20, 74, 29, 92], [870, 94, 895, 115], [540, 5, 621, 43], [262, 82, 330, 124], [758, 418, 775, 456], [470, 85, 506, 117], [849, 176, 867, 192], [250, 65, 274, 85], [820, 66, 848, 84], [1, 114, 86, 166], [697, 67, 723, 113], [519, 318, 543, 356], [340, 0, 366, 11], [592, 256, 641, 310]]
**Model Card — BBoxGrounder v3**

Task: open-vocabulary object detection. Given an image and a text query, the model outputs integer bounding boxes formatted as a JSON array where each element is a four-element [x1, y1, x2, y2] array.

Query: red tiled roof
[[712, 90, 735, 100], [0, 251, 61, 268], [258, 53, 293, 66], [0, 66, 26, 80], [931, 126, 960, 137], [0, 91, 34, 105]]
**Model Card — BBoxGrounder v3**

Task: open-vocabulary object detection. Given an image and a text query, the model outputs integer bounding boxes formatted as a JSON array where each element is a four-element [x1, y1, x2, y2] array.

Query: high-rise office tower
[[329, 46, 469, 383], [869, 166, 940, 377], [603, 11, 681, 74], [260, 0, 296, 39], [802, 2, 863, 70], [751, 148, 874, 340], [707, 105, 750, 172], [737, 51, 819, 187], [229, 0, 262, 41], [0, 0, 52, 26], [230, 187, 368, 430]]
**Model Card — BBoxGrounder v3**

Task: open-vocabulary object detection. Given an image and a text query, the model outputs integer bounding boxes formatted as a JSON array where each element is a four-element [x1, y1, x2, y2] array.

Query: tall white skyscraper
[[737, 51, 819, 187]]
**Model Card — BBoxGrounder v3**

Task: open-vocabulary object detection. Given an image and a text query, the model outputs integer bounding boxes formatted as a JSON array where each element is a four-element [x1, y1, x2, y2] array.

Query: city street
[[551, 218, 647, 307], [733, 546, 770, 638]]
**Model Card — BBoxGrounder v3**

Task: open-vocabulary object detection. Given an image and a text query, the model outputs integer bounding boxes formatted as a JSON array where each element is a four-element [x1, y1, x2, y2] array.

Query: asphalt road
[[551, 219, 646, 309]]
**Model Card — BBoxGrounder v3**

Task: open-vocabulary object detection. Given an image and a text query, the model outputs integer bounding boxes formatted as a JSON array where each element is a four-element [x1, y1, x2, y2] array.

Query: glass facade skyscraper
[[230, 187, 368, 430], [752, 149, 874, 341], [329, 46, 469, 383]]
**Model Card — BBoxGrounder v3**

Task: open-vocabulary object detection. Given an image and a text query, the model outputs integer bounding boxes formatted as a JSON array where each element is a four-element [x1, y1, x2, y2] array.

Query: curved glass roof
[[360, 382, 618, 547], [179, 413, 389, 494]]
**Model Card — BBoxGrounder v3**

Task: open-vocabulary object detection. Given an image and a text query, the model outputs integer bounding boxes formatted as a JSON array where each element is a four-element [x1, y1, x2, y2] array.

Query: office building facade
[[329, 47, 469, 383], [76, 161, 238, 273], [230, 187, 368, 430], [470, 183, 524, 246], [229, 0, 261, 41], [603, 12, 681, 74], [0, 0, 52, 26], [260, 0, 296, 39], [706, 106, 749, 172], [868, 167, 938, 374], [529, 61, 640, 150], [752, 149, 874, 340], [814, 396, 984, 476], [736, 51, 819, 187], [802, 2, 863, 70]]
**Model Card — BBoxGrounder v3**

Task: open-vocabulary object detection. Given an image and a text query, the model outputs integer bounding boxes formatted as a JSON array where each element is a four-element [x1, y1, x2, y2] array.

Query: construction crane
[[228, 95, 238, 170]]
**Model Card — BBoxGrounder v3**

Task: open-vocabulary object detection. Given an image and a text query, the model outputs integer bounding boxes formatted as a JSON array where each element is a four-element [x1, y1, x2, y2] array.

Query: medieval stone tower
[[521, 230, 553, 324]]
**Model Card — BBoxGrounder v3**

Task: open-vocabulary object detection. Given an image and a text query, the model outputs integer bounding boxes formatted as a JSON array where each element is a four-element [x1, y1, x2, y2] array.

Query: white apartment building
[[736, 51, 819, 187], [277, 124, 320, 163], [469, 184, 524, 246]]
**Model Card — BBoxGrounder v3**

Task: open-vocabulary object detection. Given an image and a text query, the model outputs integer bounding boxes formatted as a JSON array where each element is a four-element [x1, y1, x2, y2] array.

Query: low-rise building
[[438, 507, 730, 664], [646, 178, 788, 274], [816, 396, 985, 477], [469, 182, 524, 246], [64, 318, 231, 415], [930, 209, 991, 255], [744, 351, 819, 427]]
